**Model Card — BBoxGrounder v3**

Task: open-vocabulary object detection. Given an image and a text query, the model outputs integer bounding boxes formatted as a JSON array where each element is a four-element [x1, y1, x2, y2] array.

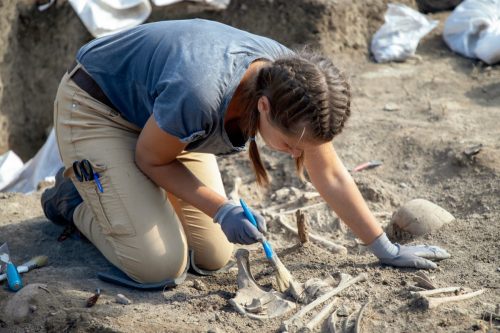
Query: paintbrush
[[0, 255, 48, 282], [240, 199, 294, 293]]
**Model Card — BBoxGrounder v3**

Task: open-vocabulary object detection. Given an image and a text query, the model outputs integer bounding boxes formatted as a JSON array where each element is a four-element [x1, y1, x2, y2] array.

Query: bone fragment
[[302, 298, 338, 332], [413, 275, 436, 290], [274, 216, 347, 254], [423, 289, 485, 309], [410, 286, 462, 297], [327, 308, 339, 333], [342, 310, 356, 333], [296, 210, 309, 244], [282, 273, 367, 331], [230, 249, 296, 320], [354, 302, 369, 333], [413, 271, 436, 289]]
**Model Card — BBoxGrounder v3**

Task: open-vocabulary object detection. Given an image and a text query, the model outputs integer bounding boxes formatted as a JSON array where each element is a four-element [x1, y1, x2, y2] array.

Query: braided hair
[[240, 50, 351, 186]]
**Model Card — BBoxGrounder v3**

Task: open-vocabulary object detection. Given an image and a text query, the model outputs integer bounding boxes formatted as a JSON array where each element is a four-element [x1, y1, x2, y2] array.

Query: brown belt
[[67, 61, 116, 110]]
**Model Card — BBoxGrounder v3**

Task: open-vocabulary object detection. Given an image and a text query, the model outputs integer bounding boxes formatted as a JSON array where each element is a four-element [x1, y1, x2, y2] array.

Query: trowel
[[0, 243, 23, 291]]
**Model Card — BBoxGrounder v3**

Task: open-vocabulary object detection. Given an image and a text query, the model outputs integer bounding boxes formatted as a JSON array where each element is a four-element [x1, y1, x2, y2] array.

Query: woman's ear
[[257, 96, 271, 115]]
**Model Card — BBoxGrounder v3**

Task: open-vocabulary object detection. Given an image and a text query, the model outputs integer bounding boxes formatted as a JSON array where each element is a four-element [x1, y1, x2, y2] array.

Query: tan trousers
[[54, 63, 233, 283]]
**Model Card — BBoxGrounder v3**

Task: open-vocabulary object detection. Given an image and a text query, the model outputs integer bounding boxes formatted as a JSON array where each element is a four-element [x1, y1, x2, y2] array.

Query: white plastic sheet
[[0, 151, 24, 190], [371, 4, 438, 63], [443, 0, 500, 64], [0, 129, 63, 194], [68, 0, 152, 38], [151, 0, 230, 10], [68, 0, 231, 38]]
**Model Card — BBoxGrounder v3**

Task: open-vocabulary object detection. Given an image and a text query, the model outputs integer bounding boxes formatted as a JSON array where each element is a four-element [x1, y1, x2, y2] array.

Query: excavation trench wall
[[0, 0, 414, 160]]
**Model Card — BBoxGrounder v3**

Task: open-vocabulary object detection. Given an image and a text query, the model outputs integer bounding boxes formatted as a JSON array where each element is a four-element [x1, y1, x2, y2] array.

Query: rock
[[115, 293, 132, 305], [383, 103, 400, 111], [387, 199, 455, 238], [3, 283, 49, 323], [193, 279, 207, 291]]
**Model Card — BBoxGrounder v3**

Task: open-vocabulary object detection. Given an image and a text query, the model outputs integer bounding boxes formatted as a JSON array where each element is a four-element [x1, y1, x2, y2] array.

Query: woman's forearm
[[305, 143, 383, 244], [313, 172, 383, 244]]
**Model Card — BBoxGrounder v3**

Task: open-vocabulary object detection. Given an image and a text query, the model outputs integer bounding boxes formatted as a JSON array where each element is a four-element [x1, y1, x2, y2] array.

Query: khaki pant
[[54, 63, 233, 283]]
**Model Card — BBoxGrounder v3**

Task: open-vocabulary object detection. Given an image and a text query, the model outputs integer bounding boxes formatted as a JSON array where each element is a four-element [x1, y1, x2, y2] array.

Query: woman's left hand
[[368, 232, 450, 269], [378, 244, 451, 269]]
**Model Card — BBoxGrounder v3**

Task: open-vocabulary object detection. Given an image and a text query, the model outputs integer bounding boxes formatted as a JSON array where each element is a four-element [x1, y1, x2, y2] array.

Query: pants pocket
[[69, 161, 136, 237]]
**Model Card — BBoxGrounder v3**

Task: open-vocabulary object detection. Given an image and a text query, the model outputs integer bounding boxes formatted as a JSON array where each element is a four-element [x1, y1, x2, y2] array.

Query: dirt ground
[[1, 1, 499, 333]]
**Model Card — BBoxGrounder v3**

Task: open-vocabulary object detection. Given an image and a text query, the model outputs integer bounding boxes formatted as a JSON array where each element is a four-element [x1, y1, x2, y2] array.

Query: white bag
[[0, 129, 63, 193], [443, 0, 500, 64], [371, 3, 438, 63], [68, 0, 152, 38], [151, 0, 230, 10]]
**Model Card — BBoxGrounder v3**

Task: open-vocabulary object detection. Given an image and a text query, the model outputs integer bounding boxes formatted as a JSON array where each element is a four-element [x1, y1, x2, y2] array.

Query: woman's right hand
[[214, 201, 266, 244]]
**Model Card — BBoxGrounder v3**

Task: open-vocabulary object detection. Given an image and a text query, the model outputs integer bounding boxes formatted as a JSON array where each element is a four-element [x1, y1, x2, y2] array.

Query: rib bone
[[410, 286, 462, 297], [327, 308, 339, 333], [303, 298, 338, 332], [422, 289, 485, 309], [282, 273, 367, 331], [354, 302, 369, 333]]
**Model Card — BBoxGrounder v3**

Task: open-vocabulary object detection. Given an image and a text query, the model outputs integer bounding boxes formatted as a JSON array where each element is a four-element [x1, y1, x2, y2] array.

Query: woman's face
[[257, 96, 307, 159]]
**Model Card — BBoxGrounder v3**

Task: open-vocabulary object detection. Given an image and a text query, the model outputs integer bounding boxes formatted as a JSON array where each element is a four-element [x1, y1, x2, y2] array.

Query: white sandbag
[[68, 0, 152, 38], [371, 3, 438, 63], [475, 25, 500, 64], [0, 129, 63, 194], [151, 0, 230, 10], [103, 0, 145, 10], [0, 151, 24, 190], [443, 0, 500, 64]]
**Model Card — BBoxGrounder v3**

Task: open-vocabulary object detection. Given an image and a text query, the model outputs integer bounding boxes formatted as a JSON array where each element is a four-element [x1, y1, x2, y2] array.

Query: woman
[[42, 19, 449, 284]]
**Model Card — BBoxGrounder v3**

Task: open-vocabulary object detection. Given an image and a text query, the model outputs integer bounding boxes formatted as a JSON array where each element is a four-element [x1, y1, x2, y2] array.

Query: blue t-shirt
[[76, 19, 292, 155]]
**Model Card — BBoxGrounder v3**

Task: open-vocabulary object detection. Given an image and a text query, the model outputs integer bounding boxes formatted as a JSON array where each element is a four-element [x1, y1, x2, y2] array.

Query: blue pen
[[239, 199, 274, 260], [93, 173, 104, 193]]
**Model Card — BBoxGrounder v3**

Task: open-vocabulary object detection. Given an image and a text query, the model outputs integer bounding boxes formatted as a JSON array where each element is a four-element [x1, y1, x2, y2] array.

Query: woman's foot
[[41, 167, 83, 226]]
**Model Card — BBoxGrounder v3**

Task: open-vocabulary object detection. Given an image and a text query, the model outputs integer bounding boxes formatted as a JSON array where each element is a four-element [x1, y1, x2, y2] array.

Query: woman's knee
[[119, 241, 189, 284], [193, 238, 234, 271]]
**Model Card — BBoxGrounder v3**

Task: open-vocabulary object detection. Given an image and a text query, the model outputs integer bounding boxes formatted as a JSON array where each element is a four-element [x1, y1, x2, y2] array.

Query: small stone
[[115, 293, 132, 305], [29, 305, 37, 313], [193, 279, 207, 291], [383, 103, 400, 111]]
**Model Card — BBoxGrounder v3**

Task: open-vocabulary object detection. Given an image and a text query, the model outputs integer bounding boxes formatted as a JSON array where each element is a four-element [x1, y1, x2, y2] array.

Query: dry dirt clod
[[193, 279, 207, 291]]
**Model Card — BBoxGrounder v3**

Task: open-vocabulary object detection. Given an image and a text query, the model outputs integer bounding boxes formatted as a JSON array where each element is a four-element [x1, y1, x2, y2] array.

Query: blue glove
[[368, 233, 450, 269], [214, 201, 267, 245]]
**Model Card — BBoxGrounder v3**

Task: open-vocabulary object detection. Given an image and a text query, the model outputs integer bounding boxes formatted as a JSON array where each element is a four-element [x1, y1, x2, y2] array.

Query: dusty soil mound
[[1, 1, 499, 333]]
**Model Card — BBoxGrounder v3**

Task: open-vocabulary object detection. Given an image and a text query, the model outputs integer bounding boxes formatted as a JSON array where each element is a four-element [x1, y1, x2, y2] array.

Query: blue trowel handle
[[6, 262, 23, 291], [239, 199, 274, 260]]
